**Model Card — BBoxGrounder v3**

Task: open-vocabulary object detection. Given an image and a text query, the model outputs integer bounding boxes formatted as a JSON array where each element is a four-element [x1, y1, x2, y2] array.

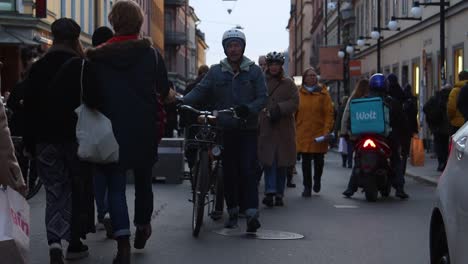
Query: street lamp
[[370, 30, 380, 40], [346, 45, 354, 54], [338, 50, 345, 58], [411, 0, 450, 84]]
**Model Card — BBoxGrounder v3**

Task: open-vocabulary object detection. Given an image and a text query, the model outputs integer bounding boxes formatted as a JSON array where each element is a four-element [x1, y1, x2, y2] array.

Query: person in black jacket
[[424, 85, 452, 171], [458, 83, 468, 121], [401, 84, 419, 175], [23, 18, 92, 263], [82, 1, 170, 262]]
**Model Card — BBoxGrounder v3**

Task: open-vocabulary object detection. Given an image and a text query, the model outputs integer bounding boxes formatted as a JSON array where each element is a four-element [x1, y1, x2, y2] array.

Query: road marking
[[334, 205, 359, 209]]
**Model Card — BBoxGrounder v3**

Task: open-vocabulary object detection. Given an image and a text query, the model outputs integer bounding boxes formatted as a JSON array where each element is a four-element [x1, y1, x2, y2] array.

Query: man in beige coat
[[0, 97, 26, 194]]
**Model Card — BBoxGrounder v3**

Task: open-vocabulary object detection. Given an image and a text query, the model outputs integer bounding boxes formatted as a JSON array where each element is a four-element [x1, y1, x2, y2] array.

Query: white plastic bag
[[0, 186, 30, 264], [338, 137, 348, 154], [75, 59, 119, 164], [75, 105, 119, 163]]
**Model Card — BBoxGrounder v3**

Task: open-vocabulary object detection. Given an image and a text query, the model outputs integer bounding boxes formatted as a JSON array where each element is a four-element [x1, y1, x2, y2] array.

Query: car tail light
[[363, 139, 376, 149], [448, 137, 453, 158]]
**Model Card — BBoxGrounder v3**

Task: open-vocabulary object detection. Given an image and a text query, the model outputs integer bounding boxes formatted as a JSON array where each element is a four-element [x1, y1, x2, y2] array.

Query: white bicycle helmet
[[222, 28, 246, 49]]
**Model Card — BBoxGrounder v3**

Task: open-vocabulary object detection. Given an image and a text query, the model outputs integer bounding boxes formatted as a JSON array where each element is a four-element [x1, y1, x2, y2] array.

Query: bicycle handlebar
[[179, 105, 241, 120]]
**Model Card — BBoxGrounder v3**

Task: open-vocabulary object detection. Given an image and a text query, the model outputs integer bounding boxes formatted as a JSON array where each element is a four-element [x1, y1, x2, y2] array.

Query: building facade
[[195, 28, 208, 68], [287, 0, 313, 77], [164, 0, 207, 90], [0, 0, 111, 94]]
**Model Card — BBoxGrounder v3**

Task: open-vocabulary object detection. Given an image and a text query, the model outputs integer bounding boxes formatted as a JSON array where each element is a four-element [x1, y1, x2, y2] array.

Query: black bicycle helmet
[[266, 51, 285, 65]]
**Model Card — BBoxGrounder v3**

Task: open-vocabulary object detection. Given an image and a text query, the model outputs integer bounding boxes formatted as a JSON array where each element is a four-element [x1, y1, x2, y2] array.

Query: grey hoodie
[[184, 56, 267, 130]]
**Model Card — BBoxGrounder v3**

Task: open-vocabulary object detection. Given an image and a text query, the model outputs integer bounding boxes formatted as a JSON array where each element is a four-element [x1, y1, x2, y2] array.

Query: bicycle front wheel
[[192, 150, 209, 237]]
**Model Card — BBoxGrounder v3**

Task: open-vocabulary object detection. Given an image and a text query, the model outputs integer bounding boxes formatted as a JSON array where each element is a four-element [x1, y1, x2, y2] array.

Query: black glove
[[269, 105, 281, 124], [234, 104, 250, 119]]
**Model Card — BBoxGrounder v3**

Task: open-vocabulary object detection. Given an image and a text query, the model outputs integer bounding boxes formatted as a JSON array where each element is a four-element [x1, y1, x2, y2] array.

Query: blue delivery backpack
[[349, 97, 391, 136]]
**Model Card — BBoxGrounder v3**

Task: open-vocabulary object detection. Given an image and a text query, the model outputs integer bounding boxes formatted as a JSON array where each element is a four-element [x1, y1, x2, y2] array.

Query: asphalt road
[[29, 152, 436, 264]]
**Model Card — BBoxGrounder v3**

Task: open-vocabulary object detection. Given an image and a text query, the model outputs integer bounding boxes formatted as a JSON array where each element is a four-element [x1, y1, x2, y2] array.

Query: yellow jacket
[[447, 80, 468, 127], [295, 84, 334, 154]]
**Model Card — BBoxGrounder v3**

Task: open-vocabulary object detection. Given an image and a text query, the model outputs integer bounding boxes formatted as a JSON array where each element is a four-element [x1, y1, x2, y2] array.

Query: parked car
[[430, 122, 468, 264]]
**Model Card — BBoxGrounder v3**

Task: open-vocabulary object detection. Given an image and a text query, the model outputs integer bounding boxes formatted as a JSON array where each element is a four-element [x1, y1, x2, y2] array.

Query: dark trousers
[[222, 130, 259, 213], [301, 153, 325, 189], [133, 167, 154, 227], [389, 140, 405, 189], [434, 133, 449, 167]]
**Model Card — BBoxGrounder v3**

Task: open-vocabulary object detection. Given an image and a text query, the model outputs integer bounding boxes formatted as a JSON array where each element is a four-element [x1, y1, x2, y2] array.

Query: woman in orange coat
[[296, 68, 334, 197]]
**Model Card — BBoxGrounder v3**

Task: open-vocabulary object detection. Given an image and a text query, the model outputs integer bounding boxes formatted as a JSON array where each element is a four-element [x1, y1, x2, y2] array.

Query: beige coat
[[258, 76, 299, 167], [0, 100, 25, 192]]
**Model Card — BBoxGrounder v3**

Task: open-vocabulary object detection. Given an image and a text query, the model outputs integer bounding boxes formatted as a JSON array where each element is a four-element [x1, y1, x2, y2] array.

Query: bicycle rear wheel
[[192, 150, 209, 237]]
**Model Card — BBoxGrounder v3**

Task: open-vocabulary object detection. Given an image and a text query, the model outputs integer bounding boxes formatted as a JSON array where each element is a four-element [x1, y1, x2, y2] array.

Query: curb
[[405, 171, 438, 186]]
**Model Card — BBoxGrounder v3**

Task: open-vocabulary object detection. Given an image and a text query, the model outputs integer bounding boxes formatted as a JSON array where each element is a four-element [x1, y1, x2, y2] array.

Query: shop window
[[402, 65, 409, 86], [0, 0, 15, 11], [454, 47, 464, 83], [402, 0, 408, 16], [412, 63, 420, 96]]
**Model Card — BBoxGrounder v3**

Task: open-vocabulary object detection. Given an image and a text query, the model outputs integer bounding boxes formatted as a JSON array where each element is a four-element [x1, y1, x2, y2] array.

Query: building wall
[[150, 0, 165, 52], [289, 0, 313, 77], [352, 0, 467, 139]]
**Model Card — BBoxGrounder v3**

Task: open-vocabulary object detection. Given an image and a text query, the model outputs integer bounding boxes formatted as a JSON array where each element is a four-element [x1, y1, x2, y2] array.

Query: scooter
[[353, 134, 393, 202]]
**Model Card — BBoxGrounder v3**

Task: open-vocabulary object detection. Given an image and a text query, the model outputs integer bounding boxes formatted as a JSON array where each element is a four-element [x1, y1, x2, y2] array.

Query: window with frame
[[402, 0, 408, 16], [393, 0, 399, 16], [0, 0, 15, 11], [454, 47, 464, 83], [384, 0, 390, 25], [412, 62, 420, 96]]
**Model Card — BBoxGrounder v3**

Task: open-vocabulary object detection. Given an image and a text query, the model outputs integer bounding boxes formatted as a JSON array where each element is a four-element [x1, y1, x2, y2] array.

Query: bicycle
[[180, 105, 240, 237]]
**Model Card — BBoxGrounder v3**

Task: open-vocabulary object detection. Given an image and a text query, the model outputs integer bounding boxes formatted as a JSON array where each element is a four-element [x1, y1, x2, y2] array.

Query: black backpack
[[423, 94, 444, 127]]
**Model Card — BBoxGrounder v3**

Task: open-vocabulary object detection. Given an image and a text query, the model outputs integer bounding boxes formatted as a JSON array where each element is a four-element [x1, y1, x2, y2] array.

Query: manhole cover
[[214, 228, 304, 240]]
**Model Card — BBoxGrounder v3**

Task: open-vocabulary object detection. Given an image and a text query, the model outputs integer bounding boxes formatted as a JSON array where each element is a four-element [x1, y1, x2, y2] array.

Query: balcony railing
[[165, 0, 187, 6], [165, 31, 187, 46]]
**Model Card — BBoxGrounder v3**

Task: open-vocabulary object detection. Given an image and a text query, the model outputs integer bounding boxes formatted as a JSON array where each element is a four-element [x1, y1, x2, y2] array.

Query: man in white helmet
[[182, 28, 267, 233]]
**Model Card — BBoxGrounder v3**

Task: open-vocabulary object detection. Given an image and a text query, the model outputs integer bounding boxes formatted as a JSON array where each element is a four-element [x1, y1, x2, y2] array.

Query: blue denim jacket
[[184, 56, 267, 130]]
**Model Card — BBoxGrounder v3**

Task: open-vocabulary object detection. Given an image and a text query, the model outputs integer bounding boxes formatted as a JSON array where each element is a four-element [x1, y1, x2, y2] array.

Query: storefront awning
[[0, 29, 39, 45]]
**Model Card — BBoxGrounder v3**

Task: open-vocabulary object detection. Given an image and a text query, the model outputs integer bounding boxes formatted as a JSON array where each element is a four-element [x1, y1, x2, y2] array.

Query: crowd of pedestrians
[[1, 0, 468, 263]]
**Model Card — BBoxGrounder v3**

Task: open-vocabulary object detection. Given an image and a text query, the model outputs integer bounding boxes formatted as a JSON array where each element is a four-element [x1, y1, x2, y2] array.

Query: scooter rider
[[343, 73, 409, 199], [182, 28, 267, 232]]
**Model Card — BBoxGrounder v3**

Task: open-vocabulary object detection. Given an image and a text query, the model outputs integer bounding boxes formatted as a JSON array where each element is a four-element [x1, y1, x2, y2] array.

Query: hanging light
[[357, 38, 366, 47], [411, 3, 423, 18], [327, 2, 337, 11], [346, 45, 354, 54], [388, 19, 399, 31], [338, 50, 345, 58], [371, 30, 380, 40]]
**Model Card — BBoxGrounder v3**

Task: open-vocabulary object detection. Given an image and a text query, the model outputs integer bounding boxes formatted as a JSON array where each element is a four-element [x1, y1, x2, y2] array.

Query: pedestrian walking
[[424, 84, 452, 171], [341, 79, 370, 197], [0, 96, 26, 194], [295, 68, 334, 197], [23, 18, 94, 263], [447, 70, 468, 134], [88, 26, 115, 237], [458, 82, 468, 121], [183, 28, 267, 232], [258, 55, 267, 72], [82, 1, 171, 262], [336, 95, 351, 168], [258, 51, 298, 207]]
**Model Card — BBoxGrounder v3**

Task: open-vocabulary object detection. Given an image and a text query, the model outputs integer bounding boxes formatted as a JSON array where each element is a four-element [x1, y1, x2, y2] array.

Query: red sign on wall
[[349, 60, 362, 77]]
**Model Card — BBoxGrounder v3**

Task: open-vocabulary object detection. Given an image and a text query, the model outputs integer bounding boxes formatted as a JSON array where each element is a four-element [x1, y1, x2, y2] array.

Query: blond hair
[[108, 0, 144, 36]]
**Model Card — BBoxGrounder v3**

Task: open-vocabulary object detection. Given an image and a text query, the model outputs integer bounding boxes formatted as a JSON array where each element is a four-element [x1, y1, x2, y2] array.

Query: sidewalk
[[405, 153, 440, 186]]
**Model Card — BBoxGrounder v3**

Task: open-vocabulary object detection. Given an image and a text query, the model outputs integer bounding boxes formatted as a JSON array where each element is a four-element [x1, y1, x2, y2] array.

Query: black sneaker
[[275, 197, 284, 206], [65, 242, 89, 260], [302, 188, 312, 197], [49, 247, 64, 264], [246, 217, 261, 233], [313, 182, 321, 193], [395, 188, 409, 199], [134, 224, 152, 249], [262, 194, 274, 207], [286, 180, 296, 188], [102, 217, 114, 239], [342, 189, 355, 198]]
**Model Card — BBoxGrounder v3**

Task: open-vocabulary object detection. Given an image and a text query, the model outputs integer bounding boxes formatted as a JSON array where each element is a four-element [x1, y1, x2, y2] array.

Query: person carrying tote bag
[[75, 59, 119, 164]]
